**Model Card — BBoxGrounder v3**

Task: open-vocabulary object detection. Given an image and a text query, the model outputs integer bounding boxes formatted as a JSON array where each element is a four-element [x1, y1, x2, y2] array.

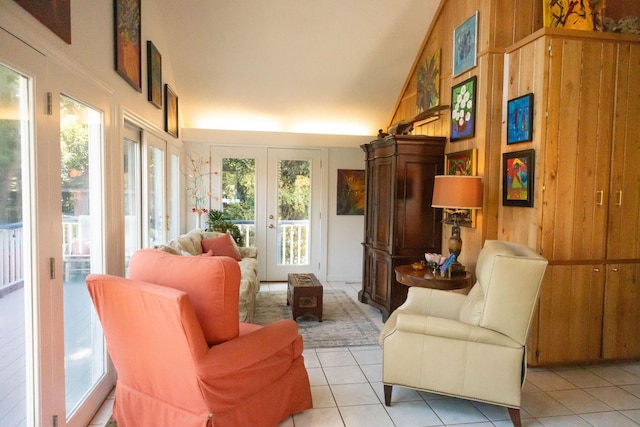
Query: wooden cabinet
[[503, 29, 640, 365], [358, 135, 445, 320]]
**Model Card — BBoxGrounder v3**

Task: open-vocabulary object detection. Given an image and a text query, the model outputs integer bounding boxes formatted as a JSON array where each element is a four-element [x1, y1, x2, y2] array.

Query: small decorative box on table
[[287, 273, 323, 322]]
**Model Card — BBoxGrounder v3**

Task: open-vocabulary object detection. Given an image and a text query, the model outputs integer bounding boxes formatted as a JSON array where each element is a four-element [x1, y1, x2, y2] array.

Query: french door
[[210, 146, 321, 281], [0, 28, 113, 427]]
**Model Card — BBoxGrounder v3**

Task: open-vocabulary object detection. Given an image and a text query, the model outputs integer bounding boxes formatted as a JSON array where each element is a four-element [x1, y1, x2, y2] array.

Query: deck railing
[[0, 223, 23, 295], [0, 219, 311, 293]]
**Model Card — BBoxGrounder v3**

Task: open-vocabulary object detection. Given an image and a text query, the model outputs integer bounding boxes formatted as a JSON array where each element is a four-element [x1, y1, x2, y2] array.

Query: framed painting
[[114, 0, 142, 92], [453, 11, 478, 76], [164, 84, 178, 138], [336, 169, 365, 215], [450, 76, 477, 141], [445, 148, 478, 227], [503, 149, 535, 207], [507, 93, 533, 144], [147, 41, 162, 108], [416, 49, 441, 113], [15, 0, 71, 43]]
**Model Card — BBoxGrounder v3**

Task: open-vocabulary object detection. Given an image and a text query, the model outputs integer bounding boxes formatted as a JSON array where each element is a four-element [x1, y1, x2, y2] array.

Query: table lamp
[[431, 175, 483, 274]]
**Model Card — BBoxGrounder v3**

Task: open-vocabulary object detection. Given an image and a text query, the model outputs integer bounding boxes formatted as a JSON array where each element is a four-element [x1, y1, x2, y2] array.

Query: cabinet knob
[[596, 190, 603, 206], [593, 268, 600, 272], [615, 191, 623, 206], [611, 267, 619, 272]]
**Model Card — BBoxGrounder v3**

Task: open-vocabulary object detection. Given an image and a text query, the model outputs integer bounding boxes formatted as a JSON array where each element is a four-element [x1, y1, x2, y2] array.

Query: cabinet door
[[394, 154, 441, 256], [535, 264, 604, 365], [602, 263, 640, 360], [607, 43, 640, 260], [541, 38, 614, 261], [371, 156, 394, 252]]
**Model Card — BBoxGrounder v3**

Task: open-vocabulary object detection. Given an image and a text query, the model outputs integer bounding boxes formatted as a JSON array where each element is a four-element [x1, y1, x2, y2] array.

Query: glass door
[[266, 149, 321, 281], [0, 58, 38, 427], [59, 95, 106, 419], [145, 134, 167, 247]]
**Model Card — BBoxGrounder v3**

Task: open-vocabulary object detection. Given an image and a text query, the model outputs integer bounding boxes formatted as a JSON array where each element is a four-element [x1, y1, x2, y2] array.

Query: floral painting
[[450, 76, 477, 141], [416, 49, 440, 113], [336, 169, 365, 215]]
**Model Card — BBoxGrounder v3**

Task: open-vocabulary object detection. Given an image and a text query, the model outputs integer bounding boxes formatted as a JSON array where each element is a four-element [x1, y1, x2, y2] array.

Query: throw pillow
[[200, 250, 214, 257], [201, 233, 241, 261]]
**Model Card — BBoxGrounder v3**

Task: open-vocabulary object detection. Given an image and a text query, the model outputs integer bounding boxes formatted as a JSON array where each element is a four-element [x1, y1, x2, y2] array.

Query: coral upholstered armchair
[[379, 241, 547, 427], [87, 251, 311, 427]]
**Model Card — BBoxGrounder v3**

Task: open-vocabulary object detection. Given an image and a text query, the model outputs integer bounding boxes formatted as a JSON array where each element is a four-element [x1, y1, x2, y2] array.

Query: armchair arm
[[196, 319, 305, 411], [392, 312, 521, 349], [379, 287, 467, 345], [399, 287, 467, 318], [197, 319, 301, 378]]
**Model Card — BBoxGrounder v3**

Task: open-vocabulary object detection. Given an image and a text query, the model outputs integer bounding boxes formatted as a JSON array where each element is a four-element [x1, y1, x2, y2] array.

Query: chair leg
[[508, 407, 521, 427], [383, 384, 392, 406]]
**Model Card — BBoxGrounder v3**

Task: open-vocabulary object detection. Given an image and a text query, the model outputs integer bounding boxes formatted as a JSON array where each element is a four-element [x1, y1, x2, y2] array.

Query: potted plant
[[206, 209, 244, 247]]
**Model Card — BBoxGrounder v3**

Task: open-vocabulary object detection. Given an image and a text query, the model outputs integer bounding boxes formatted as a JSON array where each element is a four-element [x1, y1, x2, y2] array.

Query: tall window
[[59, 94, 106, 416]]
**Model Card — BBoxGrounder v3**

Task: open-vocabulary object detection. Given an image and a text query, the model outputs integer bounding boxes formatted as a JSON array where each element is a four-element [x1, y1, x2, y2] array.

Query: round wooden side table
[[394, 264, 473, 291]]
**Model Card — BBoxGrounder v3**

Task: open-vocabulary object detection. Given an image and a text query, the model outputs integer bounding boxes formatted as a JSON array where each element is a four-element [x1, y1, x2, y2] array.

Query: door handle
[[616, 190, 622, 206], [596, 190, 603, 206], [269, 214, 274, 219], [269, 224, 274, 229]]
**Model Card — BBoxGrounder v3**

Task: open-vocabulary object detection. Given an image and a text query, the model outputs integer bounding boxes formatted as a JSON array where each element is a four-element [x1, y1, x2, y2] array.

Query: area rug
[[252, 289, 381, 348]]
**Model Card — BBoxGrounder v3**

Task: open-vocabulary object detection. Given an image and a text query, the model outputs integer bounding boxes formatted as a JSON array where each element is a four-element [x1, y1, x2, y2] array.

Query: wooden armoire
[[503, 29, 640, 366], [358, 135, 445, 320]]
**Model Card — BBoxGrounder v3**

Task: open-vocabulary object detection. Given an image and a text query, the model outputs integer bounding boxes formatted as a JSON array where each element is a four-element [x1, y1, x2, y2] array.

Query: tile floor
[[89, 281, 640, 427]]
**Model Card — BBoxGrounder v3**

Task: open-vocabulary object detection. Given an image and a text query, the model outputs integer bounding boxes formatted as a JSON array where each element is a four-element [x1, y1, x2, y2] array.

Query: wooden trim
[[547, 259, 640, 266]]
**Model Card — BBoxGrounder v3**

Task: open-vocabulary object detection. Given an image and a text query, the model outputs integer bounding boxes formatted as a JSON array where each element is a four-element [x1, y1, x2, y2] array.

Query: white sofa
[[155, 229, 259, 322]]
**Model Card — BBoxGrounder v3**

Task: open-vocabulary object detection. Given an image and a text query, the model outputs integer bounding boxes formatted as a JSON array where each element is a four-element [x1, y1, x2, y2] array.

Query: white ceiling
[[156, 0, 441, 136]]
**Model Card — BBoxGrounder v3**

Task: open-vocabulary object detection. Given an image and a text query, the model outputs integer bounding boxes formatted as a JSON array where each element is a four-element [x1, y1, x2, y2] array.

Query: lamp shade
[[431, 175, 483, 209]]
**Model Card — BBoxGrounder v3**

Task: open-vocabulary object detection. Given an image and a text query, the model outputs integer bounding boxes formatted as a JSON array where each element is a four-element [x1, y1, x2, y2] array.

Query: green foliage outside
[[60, 97, 89, 215], [277, 160, 310, 221], [222, 157, 255, 220], [0, 67, 22, 225]]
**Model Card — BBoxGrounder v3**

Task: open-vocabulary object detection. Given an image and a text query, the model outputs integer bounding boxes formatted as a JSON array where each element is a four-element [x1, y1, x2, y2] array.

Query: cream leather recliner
[[379, 240, 548, 427]]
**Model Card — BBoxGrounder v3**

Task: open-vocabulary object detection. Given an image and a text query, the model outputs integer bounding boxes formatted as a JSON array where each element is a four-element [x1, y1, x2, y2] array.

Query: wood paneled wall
[[387, 0, 543, 270]]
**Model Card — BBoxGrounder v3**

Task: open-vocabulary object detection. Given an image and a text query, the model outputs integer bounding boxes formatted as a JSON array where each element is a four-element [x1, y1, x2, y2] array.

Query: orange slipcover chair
[[87, 253, 311, 427]]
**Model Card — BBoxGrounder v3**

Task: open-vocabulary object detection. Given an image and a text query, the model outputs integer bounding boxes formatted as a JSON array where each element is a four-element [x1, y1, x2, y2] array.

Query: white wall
[[327, 148, 366, 282]]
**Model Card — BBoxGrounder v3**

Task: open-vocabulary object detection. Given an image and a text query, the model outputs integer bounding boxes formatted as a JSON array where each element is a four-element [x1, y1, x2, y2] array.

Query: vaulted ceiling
[[156, 0, 441, 136]]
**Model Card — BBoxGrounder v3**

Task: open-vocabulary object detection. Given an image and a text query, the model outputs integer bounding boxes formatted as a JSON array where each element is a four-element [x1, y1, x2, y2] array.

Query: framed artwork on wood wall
[[503, 149, 535, 207], [445, 148, 478, 227], [416, 49, 441, 113], [147, 41, 162, 108], [114, 0, 142, 92], [453, 11, 478, 76], [450, 76, 477, 141], [507, 93, 534, 144], [164, 84, 178, 138]]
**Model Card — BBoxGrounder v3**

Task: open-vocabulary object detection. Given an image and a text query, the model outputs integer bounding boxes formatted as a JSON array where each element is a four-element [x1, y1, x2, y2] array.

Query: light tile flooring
[[89, 281, 640, 427]]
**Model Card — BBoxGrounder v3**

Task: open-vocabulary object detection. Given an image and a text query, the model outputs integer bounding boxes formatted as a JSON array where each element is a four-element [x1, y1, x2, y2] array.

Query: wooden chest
[[287, 273, 323, 322]]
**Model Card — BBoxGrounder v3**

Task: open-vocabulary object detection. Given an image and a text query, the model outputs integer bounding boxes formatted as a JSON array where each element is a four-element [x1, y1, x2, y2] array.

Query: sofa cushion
[[202, 233, 241, 261], [128, 248, 241, 345]]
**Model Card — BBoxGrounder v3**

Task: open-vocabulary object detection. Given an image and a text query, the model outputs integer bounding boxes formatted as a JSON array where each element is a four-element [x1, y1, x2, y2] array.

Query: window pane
[[0, 63, 29, 427], [277, 160, 310, 265], [60, 95, 106, 416], [124, 135, 141, 272], [222, 157, 255, 247]]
